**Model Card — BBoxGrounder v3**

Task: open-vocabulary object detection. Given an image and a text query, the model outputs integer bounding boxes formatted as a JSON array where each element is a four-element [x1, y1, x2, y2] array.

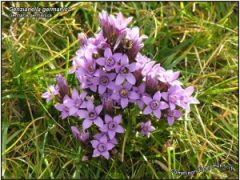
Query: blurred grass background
[[1, 1, 238, 179]]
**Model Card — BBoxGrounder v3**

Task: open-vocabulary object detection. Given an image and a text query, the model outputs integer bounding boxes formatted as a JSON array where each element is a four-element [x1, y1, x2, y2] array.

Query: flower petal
[[106, 143, 115, 150], [153, 109, 161, 119], [77, 110, 88, 118], [82, 119, 93, 130], [112, 53, 122, 62], [72, 88, 79, 99], [128, 63, 137, 72], [87, 101, 94, 111], [55, 104, 65, 111], [161, 92, 168, 101], [169, 103, 176, 110], [94, 117, 104, 128], [173, 110, 182, 118], [98, 85, 107, 94], [99, 135, 108, 143], [116, 125, 124, 133], [91, 140, 99, 148], [120, 98, 128, 108], [95, 105, 103, 114], [143, 106, 152, 114], [184, 86, 194, 96], [93, 149, 100, 157], [104, 48, 112, 58], [167, 116, 175, 126], [101, 151, 110, 159], [159, 101, 169, 109], [69, 107, 78, 116], [108, 131, 116, 139], [121, 54, 129, 65], [108, 73, 116, 81], [129, 91, 139, 100], [142, 96, 152, 105], [153, 91, 161, 101], [71, 126, 80, 137], [115, 74, 125, 85], [100, 124, 108, 132], [113, 114, 122, 124], [96, 57, 105, 66], [126, 73, 136, 85], [105, 114, 112, 123]]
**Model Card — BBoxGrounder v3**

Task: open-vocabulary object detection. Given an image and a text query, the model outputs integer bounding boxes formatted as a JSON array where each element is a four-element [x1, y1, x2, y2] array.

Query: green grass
[[2, 1, 238, 179]]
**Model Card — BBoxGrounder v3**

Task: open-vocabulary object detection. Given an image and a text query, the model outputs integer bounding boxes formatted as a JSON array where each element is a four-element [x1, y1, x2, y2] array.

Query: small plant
[[42, 11, 199, 160]]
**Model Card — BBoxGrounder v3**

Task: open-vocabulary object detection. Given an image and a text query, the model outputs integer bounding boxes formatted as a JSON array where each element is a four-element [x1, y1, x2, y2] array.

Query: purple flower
[[71, 126, 89, 142], [140, 120, 155, 136], [178, 86, 200, 112], [166, 109, 182, 126], [91, 135, 114, 159], [88, 31, 107, 50], [95, 70, 116, 94], [115, 54, 136, 85], [125, 27, 147, 59], [94, 133, 118, 145], [100, 114, 124, 139], [131, 83, 147, 109], [79, 101, 103, 130], [141, 60, 156, 77], [158, 69, 181, 86], [56, 75, 69, 97], [96, 48, 122, 71], [109, 12, 132, 31], [76, 51, 97, 77], [142, 91, 169, 118], [55, 96, 71, 119], [77, 75, 98, 92], [135, 53, 151, 70], [41, 85, 59, 103], [111, 83, 139, 108], [62, 89, 87, 116], [99, 11, 111, 35], [161, 85, 183, 110]]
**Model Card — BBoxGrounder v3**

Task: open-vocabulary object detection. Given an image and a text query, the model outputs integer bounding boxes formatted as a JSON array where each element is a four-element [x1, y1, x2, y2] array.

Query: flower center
[[120, 67, 129, 74], [106, 58, 115, 66], [122, 39, 133, 50], [93, 53, 99, 59], [143, 126, 149, 132], [108, 121, 117, 130], [150, 100, 159, 110], [99, 76, 109, 86], [88, 111, 97, 120], [97, 143, 106, 152], [120, 88, 128, 98]]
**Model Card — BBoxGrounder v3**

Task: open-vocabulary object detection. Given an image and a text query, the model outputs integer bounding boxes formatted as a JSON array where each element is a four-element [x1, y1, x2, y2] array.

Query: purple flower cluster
[[42, 11, 199, 160]]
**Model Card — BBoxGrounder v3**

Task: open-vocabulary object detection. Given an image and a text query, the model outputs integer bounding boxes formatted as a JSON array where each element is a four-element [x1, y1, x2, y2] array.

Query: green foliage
[[2, 2, 238, 179]]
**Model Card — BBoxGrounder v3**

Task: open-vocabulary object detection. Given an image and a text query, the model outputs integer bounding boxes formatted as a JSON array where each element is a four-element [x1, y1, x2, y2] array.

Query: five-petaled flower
[[142, 91, 169, 118], [91, 135, 115, 159], [100, 114, 124, 139], [79, 101, 103, 130], [140, 120, 155, 137]]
